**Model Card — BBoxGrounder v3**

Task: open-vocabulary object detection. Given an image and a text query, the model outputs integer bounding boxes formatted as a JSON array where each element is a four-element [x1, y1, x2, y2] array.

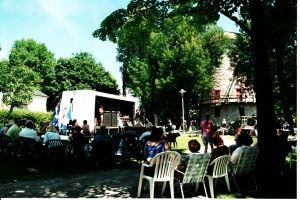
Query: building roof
[[34, 91, 49, 98]]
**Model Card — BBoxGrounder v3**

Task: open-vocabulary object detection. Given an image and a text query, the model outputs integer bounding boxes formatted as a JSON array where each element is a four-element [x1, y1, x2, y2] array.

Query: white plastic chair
[[205, 154, 231, 198], [174, 153, 211, 198], [229, 147, 259, 192], [137, 151, 181, 199]]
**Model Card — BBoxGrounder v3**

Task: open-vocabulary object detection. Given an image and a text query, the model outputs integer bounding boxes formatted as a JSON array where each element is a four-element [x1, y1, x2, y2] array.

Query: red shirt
[[200, 120, 214, 135]]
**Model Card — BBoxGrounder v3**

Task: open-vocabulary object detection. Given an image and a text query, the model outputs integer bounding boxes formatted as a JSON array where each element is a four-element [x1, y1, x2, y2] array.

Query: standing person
[[51, 99, 61, 127], [98, 106, 104, 125], [200, 113, 214, 153], [134, 108, 141, 125], [221, 118, 227, 135]]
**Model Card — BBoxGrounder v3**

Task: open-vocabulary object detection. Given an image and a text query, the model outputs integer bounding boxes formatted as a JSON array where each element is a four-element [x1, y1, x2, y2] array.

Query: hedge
[[0, 109, 53, 130]]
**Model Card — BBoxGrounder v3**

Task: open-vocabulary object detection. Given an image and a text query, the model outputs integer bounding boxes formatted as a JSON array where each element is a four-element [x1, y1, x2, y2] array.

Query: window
[[214, 107, 221, 117], [238, 107, 245, 116], [214, 90, 221, 99], [236, 88, 243, 101]]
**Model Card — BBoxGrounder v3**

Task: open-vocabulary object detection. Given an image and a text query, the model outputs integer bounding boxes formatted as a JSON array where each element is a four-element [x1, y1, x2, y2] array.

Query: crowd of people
[[0, 111, 295, 194]]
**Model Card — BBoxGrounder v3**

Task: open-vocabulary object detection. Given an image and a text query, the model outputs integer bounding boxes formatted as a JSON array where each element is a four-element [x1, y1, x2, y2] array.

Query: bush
[[0, 109, 52, 130]]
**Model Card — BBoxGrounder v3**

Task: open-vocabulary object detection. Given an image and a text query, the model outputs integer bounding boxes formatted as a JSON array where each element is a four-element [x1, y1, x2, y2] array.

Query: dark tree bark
[[249, 0, 280, 189]]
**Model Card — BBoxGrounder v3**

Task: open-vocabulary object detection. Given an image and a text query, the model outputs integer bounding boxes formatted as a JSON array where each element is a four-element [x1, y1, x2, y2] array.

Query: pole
[[179, 89, 186, 135]]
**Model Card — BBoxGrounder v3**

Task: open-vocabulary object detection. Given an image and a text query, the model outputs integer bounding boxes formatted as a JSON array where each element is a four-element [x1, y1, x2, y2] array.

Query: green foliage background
[[0, 109, 52, 130]]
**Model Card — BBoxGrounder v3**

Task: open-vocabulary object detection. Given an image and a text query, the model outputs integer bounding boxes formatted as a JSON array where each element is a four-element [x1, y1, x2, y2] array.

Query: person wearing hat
[[200, 113, 215, 153]]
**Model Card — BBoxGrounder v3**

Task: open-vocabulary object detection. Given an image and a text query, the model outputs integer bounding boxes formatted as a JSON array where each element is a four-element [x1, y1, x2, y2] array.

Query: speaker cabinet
[[103, 111, 118, 127]]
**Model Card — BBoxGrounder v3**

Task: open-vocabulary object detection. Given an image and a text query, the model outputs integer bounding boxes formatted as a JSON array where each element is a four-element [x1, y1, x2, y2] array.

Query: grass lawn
[[171, 132, 257, 153]]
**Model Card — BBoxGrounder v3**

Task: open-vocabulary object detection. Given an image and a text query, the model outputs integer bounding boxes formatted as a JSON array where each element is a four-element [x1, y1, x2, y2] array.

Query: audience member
[[19, 120, 46, 158], [19, 120, 40, 142], [43, 125, 61, 145], [6, 118, 23, 142], [69, 119, 79, 134], [82, 120, 91, 136], [169, 125, 181, 136], [229, 132, 253, 155], [139, 126, 151, 143], [283, 121, 290, 130], [230, 133, 254, 165], [92, 125, 111, 144], [39, 121, 49, 134], [177, 139, 201, 172], [69, 126, 85, 157], [141, 127, 168, 190], [207, 134, 229, 175], [0, 122, 13, 135], [200, 113, 214, 153]]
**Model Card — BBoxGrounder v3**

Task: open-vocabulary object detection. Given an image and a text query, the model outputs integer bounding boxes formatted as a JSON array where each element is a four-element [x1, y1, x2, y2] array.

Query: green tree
[[0, 59, 42, 122], [54, 52, 120, 104], [8, 38, 57, 110]]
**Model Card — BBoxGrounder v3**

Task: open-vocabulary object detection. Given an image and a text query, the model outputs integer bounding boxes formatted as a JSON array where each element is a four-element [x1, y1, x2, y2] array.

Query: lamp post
[[179, 89, 186, 135]]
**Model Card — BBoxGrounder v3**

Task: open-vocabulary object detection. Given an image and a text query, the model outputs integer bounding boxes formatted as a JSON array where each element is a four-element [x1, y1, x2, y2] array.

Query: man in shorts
[[200, 113, 214, 153]]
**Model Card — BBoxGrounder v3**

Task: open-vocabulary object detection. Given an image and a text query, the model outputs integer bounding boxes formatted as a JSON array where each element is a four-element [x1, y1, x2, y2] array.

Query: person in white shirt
[[19, 120, 40, 142]]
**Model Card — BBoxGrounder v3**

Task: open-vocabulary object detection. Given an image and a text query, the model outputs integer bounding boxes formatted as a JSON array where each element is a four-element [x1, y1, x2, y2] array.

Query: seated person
[[139, 126, 151, 143], [92, 125, 111, 144], [6, 118, 23, 142], [0, 122, 13, 135], [39, 121, 49, 135], [141, 127, 166, 190], [207, 134, 229, 175], [177, 139, 201, 172], [19, 120, 45, 157], [69, 126, 85, 156], [230, 132, 254, 166], [169, 125, 181, 136], [82, 120, 91, 136], [43, 125, 61, 147], [19, 120, 40, 142], [229, 132, 253, 155]]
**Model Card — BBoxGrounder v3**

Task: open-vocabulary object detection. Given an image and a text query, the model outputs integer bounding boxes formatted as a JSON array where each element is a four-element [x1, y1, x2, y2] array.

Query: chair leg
[[180, 183, 185, 198], [203, 182, 208, 198], [195, 182, 199, 192], [161, 181, 167, 195], [224, 175, 231, 192], [149, 180, 155, 199], [207, 176, 214, 198], [169, 180, 175, 199], [137, 176, 144, 197]]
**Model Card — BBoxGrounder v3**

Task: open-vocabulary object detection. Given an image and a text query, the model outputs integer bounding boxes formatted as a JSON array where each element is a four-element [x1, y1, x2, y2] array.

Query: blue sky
[[0, 0, 239, 90]]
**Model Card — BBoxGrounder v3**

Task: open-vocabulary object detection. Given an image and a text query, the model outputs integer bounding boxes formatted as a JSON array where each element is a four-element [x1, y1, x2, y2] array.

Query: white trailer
[[59, 90, 137, 131]]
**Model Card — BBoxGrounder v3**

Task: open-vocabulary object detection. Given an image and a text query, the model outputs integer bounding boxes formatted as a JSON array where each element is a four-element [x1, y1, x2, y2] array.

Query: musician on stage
[[99, 106, 104, 125]]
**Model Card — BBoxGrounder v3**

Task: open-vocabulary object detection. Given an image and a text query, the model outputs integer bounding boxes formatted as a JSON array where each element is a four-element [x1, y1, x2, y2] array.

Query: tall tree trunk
[[249, 0, 280, 190]]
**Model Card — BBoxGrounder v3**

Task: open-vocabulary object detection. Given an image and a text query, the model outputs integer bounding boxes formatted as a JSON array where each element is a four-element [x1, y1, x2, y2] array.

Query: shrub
[[0, 109, 52, 130]]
